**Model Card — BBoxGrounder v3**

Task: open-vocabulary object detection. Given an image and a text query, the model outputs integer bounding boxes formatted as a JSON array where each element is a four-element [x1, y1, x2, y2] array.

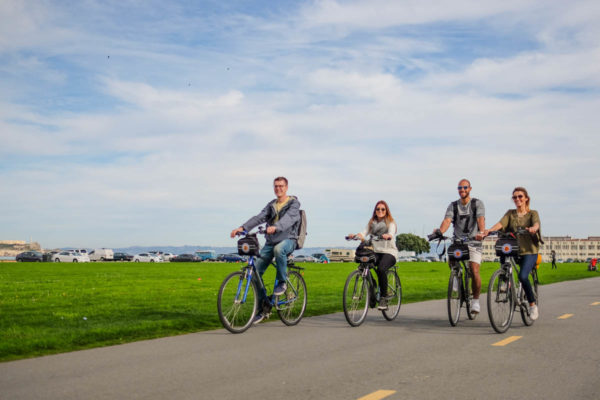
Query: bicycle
[[486, 229, 539, 334], [217, 227, 307, 334], [428, 230, 477, 326], [342, 236, 402, 327]]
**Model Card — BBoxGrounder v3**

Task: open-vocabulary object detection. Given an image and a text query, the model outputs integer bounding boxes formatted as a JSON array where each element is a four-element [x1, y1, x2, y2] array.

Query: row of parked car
[[15, 249, 332, 263]]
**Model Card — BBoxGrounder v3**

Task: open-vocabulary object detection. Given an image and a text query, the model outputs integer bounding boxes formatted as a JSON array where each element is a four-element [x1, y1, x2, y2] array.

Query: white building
[[482, 236, 600, 262]]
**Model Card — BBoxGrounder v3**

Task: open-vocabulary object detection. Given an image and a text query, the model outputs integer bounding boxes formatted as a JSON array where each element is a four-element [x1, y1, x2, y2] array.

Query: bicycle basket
[[354, 242, 376, 263], [495, 238, 519, 257], [448, 243, 469, 261], [238, 234, 260, 256]]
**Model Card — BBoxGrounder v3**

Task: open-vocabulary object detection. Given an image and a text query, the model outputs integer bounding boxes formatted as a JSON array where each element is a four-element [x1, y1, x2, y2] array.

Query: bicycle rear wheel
[[447, 270, 461, 326], [382, 270, 402, 321], [487, 268, 514, 334], [520, 269, 539, 326], [343, 269, 369, 327], [217, 270, 257, 334], [277, 270, 307, 326]]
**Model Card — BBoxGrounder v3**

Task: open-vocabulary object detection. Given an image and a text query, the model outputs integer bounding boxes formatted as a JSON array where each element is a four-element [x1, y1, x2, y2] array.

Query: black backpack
[[452, 198, 478, 235]]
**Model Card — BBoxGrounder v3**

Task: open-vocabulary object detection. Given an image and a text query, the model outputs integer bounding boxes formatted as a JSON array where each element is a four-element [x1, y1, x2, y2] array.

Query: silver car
[[53, 251, 91, 263], [133, 253, 163, 262]]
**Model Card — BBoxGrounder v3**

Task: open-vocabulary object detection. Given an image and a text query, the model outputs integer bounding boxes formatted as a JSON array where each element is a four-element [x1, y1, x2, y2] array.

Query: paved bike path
[[1, 277, 599, 400]]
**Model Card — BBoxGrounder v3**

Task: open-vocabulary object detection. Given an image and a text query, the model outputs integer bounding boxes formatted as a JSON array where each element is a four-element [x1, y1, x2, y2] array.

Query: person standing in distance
[[230, 177, 301, 324], [551, 249, 557, 269], [432, 179, 486, 314]]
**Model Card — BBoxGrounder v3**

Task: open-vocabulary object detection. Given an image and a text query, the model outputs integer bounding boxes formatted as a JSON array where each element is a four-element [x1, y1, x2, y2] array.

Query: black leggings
[[375, 253, 396, 297]]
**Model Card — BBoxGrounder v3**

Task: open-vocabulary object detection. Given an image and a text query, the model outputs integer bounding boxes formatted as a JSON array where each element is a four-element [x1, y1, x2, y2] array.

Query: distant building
[[0, 240, 42, 257], [482, 236, 600, 262]]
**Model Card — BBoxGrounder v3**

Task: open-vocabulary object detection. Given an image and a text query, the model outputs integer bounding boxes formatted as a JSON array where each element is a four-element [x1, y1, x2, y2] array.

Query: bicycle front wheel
[[343, 269, 369, 327], [520, 269, 539, 326], [382, 270, 402, 321], [217, 270, 257, 334], [487, 268, 515, 334], [464, 267, 476, 320], [447, 270, 461, 326], [277, 270, 307, 326]]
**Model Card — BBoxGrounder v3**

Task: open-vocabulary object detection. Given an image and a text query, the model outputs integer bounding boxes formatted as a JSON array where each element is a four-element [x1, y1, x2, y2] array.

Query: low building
[[482, 236, 600, 262]]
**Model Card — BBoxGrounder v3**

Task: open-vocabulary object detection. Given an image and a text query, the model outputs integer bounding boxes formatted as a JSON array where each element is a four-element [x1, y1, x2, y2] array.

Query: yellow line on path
[[591, 302, 600, 306], [558, 313, 574, 319], [492, 336, 522, 346], [357, 390, 397, 400]]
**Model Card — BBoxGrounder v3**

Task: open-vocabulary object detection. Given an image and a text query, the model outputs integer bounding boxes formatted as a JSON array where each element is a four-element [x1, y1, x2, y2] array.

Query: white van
[[89, 248, 115, 261]]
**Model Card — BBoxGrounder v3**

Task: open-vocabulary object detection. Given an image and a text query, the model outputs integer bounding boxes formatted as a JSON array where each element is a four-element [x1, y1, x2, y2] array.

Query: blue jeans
[[253, 239, 296, 308], [518, 254, 538, 304]]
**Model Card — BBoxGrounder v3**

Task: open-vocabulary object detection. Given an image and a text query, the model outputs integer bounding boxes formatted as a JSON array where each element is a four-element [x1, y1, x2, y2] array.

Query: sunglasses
[[512, 195, 525, 200], [457, 186, 469, 190], [376, 208, 387, 212], [274, 185, 286, 188]]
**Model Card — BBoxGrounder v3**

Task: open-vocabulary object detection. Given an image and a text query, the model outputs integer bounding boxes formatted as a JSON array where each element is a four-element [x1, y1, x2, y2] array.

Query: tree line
[[395, 233, 430, 255]]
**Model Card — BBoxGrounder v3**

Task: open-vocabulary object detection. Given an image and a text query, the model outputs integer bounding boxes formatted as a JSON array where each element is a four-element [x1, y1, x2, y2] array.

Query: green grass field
[[0, 261, 597, 361]]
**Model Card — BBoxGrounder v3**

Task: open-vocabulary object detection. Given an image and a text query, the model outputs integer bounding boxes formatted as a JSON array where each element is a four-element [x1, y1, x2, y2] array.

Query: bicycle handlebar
[[235, 225, 268, 237]]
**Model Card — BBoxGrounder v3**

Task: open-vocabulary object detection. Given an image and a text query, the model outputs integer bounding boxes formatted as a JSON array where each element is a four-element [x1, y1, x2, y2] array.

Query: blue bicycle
[[217, 227, 307, 334]]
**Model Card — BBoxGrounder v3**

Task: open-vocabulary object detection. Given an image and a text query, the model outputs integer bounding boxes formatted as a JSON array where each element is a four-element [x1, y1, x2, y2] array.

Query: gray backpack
[[296, 210, 307, 249]]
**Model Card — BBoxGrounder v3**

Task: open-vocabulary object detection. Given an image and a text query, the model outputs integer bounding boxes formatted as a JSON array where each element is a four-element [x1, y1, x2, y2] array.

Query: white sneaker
[[529, 305, 539, 320], [471, 299, 480, 314]]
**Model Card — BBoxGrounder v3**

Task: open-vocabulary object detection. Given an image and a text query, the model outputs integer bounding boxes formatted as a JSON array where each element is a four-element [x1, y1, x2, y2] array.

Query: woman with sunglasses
[[484, 187, 542, 320], [347, 200, 398, 310]]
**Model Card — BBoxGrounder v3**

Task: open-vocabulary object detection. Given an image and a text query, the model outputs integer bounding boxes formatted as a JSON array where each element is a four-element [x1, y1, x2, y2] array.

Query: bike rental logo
[[502, 244, 513, 254], [453, 249, 463, 258], [241, 243, 250, 253]]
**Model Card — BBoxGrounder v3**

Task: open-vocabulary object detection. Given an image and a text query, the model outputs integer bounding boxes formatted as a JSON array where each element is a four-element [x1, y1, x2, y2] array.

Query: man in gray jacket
[[230, 176, 301, 324]]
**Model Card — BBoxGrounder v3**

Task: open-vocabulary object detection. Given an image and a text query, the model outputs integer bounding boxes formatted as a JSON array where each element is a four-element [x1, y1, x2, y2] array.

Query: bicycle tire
[[343, 269, 369, 327], [217, 270, 257, 334], [277, 270, 307, 326], [447, 270, 461, 326], [382, 270, 402, 321], [487, 268, 515, 334], [464, 266, 475, 320], [520, 269, 539, 326]]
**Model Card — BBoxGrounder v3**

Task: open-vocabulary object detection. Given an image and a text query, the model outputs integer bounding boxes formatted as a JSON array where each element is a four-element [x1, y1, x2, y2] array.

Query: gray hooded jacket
[[242, 196, 301, 246]]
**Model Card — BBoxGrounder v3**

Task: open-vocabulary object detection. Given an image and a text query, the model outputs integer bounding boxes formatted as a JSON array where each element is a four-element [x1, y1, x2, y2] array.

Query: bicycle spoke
[[343, 270, 369, 326]]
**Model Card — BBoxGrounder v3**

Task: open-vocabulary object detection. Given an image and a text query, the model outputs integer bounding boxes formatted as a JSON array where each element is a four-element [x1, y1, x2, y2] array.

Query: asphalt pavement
[[1, 276, 599, 400]]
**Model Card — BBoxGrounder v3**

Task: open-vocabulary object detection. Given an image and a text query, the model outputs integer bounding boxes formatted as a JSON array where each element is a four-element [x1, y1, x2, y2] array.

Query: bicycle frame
[[449, 259, 470, 302], [500, 257, 528, 311], [235, 255, 301, 310], [359, 263, 379, 303]]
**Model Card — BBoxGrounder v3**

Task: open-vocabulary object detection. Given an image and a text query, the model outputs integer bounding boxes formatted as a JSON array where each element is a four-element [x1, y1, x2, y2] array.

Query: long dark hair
[[368, 200, 394, 227]]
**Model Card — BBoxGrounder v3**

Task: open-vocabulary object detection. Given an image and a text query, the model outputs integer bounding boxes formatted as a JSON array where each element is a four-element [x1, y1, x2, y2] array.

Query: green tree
[[395, 233, 430, 255]]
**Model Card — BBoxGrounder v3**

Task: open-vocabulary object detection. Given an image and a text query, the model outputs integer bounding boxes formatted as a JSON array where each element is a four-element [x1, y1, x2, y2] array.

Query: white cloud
[[1, 0, 599, 248]]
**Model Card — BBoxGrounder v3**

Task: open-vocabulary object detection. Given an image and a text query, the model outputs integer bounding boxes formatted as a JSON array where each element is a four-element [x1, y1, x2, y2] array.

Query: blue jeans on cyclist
[[253, 238, 296, 311], [501, 253, 537, 304], [518, 254, 537, 304]]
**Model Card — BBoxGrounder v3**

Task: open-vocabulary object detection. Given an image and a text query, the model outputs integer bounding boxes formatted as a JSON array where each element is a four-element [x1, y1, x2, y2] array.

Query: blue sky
[[1, 0, 599, 248]]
